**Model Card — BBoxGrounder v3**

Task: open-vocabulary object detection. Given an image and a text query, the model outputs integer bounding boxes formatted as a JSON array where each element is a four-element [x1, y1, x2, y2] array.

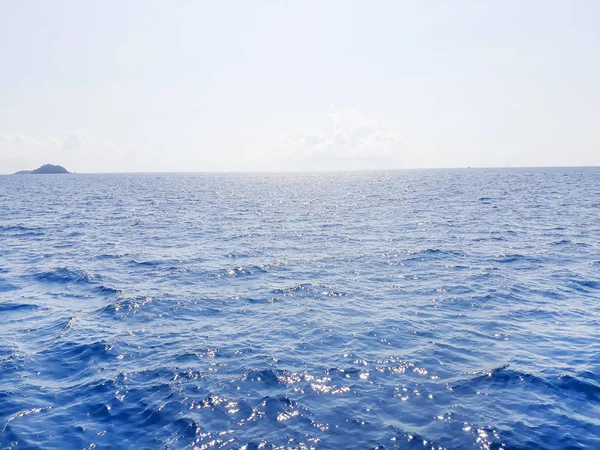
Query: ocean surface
[[1, 169, 599, 450]]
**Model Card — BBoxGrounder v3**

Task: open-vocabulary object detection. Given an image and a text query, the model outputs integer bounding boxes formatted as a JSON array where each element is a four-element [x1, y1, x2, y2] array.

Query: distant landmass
[[15, 164, 71, 175]]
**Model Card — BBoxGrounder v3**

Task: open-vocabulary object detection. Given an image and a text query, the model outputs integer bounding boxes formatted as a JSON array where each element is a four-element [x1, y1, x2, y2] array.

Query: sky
[[1, 0, 599, 173]]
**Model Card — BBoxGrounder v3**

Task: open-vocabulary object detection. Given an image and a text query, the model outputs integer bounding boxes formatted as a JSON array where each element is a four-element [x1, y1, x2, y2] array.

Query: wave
[[272, 282, 348, 297], [550, 240, 593, 251], [0, 224, 45, 236], [556, 374, 600, 401], [454, 366, 600, 401], [99, 296, 153, 315], [0, 303, 38, 313], [551, 239, 576, 246], [452, 365, 549, 394], [128, 259, 164, 267], [242, 368, 282, 386], [494, 253, 529, 263], [568, 278, 600, 292], [51, 340, 113, 361], [94, 253, 130, 260], [126, 259, 288, 279], [31, 267, 93, 284], [406, 248, 465, 258], [23, 267, 121, 298], [218, 262, 286, 278], [220, 265, 269, 278], [0, 282, 19, 293], [92, 285, 122, 296]]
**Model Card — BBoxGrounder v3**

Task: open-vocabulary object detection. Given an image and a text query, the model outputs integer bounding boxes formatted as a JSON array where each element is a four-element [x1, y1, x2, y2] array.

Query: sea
[[1, 168, 599, 449]]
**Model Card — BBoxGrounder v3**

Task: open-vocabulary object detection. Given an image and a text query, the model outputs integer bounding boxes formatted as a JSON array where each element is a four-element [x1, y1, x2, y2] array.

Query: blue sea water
[[1, 169, 599, 450]]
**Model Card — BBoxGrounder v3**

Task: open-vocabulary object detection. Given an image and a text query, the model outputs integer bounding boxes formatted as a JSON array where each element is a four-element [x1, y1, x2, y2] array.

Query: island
[[15, 164, 71, 175]]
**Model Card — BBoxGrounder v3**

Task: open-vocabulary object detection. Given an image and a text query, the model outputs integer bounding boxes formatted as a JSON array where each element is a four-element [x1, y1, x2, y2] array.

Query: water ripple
[[1, 169, 599, 449]]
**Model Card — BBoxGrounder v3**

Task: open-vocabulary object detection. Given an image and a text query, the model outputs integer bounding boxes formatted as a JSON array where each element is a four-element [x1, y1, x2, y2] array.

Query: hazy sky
[[1, 0, 599, 173]]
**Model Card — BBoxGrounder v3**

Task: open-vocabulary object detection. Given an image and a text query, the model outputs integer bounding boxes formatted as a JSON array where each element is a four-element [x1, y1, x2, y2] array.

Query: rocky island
[[15, 164, 71, 175]]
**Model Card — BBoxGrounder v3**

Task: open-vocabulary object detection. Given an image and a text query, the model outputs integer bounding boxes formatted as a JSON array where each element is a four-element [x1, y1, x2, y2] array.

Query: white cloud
[[61, 131, 85, 151], [267, 109, 411, 170], [0, 130, 85, 155]]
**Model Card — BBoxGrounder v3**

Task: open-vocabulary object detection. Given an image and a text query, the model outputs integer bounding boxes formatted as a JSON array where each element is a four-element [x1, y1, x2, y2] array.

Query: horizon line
[[3, 164, 600, 176]]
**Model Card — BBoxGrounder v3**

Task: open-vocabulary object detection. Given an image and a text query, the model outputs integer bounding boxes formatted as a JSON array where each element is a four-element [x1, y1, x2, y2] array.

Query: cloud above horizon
[[267, 109, 412, 170]]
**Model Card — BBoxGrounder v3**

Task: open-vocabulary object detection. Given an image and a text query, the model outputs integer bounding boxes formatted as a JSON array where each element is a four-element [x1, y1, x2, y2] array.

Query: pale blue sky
[[1, 0, 599, 173]]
